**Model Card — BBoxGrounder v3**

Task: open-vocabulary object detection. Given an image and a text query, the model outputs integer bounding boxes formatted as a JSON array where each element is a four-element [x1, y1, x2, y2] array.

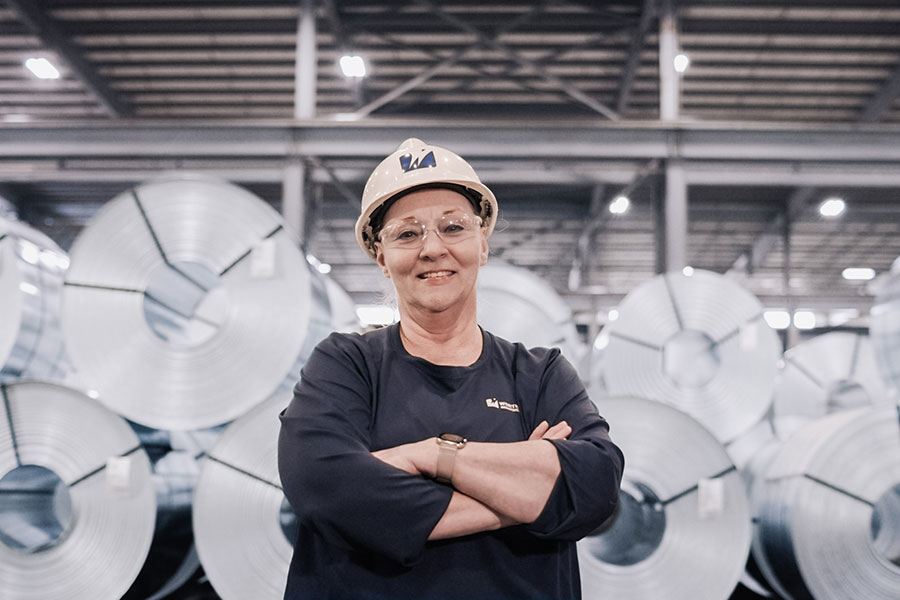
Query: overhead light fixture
[[763, 310, 791, 330], [24, 57, 60, 80], [841, 267, 875, 281], [339, 55, 367, 78], [818, 197, 845, 217], [793, 310, 817, 330], [682, 266, 695, 277], [316, 262, 332, 274], [673, 53, 690, 73], [608, 195, 630, 215]]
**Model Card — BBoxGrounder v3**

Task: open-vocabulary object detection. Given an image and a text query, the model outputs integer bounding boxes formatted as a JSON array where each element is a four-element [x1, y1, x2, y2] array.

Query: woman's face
[[374, 187, 488, 318]]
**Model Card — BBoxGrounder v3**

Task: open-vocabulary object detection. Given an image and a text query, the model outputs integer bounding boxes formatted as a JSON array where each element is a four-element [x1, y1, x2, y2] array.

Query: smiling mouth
[[418, 270, 455, 279]]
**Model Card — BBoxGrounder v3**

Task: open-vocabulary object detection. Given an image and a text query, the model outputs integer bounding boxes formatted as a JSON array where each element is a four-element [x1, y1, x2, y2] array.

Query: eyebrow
[[388, 209, 468, 223]]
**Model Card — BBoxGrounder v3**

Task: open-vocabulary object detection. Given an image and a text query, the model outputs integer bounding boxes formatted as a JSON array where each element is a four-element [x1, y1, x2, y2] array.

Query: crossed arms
[[371, 420, 572, 540]]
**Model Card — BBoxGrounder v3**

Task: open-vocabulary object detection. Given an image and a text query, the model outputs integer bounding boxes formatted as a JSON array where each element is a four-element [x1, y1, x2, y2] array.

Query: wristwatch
[[435, 433, 467, 483]]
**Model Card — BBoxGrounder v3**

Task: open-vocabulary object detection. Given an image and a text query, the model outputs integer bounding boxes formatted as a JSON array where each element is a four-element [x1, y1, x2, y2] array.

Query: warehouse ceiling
[[1, 0, 900, 327]]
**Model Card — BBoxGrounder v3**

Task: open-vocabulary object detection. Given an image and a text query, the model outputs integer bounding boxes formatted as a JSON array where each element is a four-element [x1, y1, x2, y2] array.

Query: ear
[[375, 244, 391, 278], [479, 236, 489, 266]]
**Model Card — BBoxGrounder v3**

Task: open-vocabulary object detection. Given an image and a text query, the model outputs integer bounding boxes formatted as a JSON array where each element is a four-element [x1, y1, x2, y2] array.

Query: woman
[[278, 138, 623, 600]]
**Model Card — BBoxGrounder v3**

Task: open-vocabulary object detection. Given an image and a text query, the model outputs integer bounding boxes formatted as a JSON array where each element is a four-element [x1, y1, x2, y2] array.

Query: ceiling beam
[[5, 0, 130, 118], [419, 0, 620, 121], [2, 122, 900, 165]]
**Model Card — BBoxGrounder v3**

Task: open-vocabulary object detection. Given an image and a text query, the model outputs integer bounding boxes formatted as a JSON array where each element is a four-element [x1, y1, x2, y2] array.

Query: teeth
[[420, 271, 453, 278]]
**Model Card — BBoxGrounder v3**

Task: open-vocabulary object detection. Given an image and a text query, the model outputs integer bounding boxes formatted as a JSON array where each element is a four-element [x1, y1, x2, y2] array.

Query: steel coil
[[193, 393, 293, 600], [61, 175, 314, 430], [772, 331, 890, 438], [579, 396, 751, 600], [871, 267, 900, 402], [602, 269, 780, 443], [0, 381, 155, 600], [477, 261, 583, 363], [0, 218, 69, 382], [751, 405, 900, 599]]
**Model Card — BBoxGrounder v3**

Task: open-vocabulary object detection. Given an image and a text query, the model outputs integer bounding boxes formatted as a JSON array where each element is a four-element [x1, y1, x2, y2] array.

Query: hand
[[528, 420, 571, 441], [371, 440, 428, 476]]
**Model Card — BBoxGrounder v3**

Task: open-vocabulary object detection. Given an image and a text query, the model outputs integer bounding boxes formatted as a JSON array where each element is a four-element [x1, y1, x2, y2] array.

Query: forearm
[[447, 439, 561, 523], [428, 490, 518, 540]]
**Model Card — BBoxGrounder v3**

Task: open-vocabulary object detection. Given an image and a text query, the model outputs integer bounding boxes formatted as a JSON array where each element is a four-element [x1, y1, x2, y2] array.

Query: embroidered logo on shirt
[[485, 397, 520, 413]]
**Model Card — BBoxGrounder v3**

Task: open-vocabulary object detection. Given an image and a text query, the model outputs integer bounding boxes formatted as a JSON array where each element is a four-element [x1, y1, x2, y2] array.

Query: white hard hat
[[355, 138, 498, 260]]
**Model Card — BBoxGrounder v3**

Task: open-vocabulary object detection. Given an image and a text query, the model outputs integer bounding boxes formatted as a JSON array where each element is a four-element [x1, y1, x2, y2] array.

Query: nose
[[418, 225, 448, 258]]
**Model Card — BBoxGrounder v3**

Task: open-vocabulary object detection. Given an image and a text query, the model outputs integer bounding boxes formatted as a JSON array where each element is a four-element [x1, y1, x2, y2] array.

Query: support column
[[665, 160, 688, 272], [282, 161, 307, 245], [658, 0, 680, 121], [295, 0, 317, 120]]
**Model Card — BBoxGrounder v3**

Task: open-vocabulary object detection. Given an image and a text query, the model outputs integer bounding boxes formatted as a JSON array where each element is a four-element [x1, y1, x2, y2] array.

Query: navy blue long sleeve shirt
[[278, 324, 623, 599]]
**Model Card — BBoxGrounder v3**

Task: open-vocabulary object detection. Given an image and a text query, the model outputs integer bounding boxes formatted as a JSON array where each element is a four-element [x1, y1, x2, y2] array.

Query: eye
[[392, 224, 421, 242]]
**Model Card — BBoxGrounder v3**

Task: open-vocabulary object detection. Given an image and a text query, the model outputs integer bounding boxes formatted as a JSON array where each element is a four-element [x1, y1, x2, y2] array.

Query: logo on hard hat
[[399, 151, 437, 173]]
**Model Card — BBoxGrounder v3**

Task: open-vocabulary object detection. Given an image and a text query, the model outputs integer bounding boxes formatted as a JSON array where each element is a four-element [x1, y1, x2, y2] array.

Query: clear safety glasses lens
[[380, 213, 482, 249]]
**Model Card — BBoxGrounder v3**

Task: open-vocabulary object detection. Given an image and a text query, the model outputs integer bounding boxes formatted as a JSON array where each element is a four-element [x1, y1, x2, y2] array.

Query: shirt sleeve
[[524, 350, 624, 541], [278, 332, 453, 566]]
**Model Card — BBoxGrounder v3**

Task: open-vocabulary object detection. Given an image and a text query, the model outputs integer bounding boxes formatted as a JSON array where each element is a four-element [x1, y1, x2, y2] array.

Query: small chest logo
[[485, 397, 520, 413]]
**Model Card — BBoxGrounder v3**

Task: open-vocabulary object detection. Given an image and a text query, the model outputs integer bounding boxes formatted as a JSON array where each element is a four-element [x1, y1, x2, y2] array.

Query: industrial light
[[793, 310, 817, 330], [608, 195, 630, 215], [818, 197, 845, 217], [841, 267, 875, 281], [673, 53, 690, 73], [317, 262, 332, 274], [607, 309, 620, 322], [339, 55, 367, 78], [763, 310, 791, 330], [682, 266, 695, 277], [24, 57, 60, 80]]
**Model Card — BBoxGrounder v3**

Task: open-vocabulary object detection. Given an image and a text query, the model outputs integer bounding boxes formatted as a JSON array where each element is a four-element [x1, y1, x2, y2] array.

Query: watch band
[[435, 434, 466, 483]]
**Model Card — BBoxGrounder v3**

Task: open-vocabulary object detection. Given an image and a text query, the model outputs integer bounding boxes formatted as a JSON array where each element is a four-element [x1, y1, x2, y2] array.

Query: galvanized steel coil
[[751, 405, 900, 600], [61, 175, 315, 430], [193, 393, 293, 600], [579, 396, 751, 600], [0, 218, 69, 382], [871, 266, 900, 402], [0, 381, 155, 600], [477, 261, 584, 363], [772, 331, 889, 438], [601, 269, 781, 443]]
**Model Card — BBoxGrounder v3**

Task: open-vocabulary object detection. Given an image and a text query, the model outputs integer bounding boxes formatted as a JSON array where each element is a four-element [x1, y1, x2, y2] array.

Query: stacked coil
[[870, 261, 900, 401], [751, 405, 900, 599], [61, 175, 317, 430], [601, 269, 781, 443], [771, 331, 889, 438], [0, 218, 69, 382], [0, 381, 155, 600], [579, 396, 751, 600], [477, 261, 584, 363], [193, 393, 293, 600]]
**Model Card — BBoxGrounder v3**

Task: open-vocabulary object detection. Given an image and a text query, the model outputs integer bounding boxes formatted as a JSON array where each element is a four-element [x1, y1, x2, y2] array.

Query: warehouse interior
[[1, 1, 900, 599]]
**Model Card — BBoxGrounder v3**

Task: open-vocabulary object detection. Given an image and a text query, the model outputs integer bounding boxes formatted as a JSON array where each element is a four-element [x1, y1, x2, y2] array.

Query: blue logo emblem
[[399, 150, 437, 172]]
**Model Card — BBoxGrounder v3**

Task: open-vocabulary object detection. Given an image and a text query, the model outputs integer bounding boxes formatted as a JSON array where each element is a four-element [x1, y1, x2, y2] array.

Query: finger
[[529, 420, 550, 440], [543, 421, 572, 439]]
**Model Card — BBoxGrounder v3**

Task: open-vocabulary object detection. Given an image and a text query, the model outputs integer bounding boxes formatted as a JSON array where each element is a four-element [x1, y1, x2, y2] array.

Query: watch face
[[440, 433, 465, 444]]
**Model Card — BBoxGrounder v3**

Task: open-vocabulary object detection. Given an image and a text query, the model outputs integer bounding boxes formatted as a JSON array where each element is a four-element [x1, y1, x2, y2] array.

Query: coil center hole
[[584, 480, 665, 566], [142, 261, 228, 349], [662, 329, 720, 389], [0, 464, 74, 553]]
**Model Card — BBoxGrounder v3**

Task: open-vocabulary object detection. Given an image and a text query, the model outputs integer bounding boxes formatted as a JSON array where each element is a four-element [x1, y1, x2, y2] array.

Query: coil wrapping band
[[0, 381, 155, 600], [193, 393, 293, 600], [61, 175, 313, 430], [602, 269, 780, 443], [579, 396, 751, 600], [751, 405, 900, 600]]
